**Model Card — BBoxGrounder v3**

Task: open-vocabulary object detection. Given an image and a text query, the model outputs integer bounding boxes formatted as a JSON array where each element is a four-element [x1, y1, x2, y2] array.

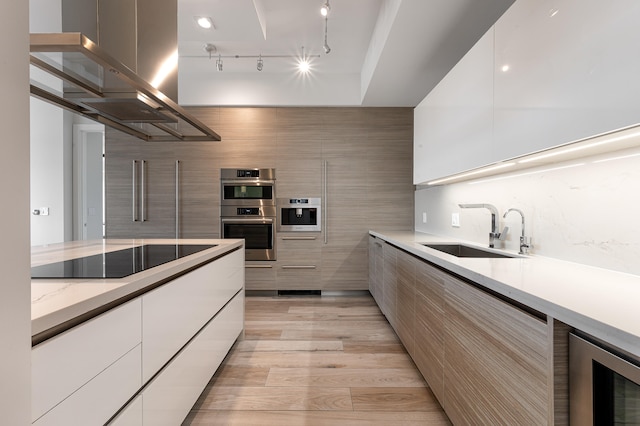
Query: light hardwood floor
[[183, 294, 451, 425]]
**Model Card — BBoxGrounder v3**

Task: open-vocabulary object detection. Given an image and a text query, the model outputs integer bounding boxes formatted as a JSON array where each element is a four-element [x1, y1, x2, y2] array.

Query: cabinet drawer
[[245, 262, 276, 290], [32, 299, 142, 422], [277, 264, 320, 289], [142, 249, 243, 382], [143, 291, 244, 425], [34, 345, 141, 426]]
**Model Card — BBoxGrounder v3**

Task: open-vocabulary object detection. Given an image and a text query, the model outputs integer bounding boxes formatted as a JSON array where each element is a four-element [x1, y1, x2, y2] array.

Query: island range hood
[[29, 0, 221, 142]]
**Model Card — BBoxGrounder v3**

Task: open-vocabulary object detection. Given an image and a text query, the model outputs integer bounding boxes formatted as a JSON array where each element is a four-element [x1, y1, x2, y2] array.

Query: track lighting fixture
[[320, 1, 331, 16], [195, 45, 319, 73], [298, 46, 311, 73], [323, 16, 331, 54]]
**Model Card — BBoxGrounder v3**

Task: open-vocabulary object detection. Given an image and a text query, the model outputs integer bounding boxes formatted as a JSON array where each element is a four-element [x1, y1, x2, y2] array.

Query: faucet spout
[[458, 203, 502, 248], [503, 208, 531, 254]]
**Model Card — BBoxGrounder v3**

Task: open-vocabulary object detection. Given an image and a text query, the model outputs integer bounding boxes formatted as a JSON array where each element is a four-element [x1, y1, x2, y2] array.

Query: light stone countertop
[[370, 230, 640, 358], [31, 238, 244, 338]]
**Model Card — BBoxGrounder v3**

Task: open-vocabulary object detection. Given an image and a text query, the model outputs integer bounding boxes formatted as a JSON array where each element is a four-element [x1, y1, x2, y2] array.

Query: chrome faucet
[[458, 203, 508, 248], [503, 208, 531, 255]]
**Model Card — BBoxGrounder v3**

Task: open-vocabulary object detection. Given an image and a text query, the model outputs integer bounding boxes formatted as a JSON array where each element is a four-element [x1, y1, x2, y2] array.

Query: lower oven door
[[221, 217, 276, 261]]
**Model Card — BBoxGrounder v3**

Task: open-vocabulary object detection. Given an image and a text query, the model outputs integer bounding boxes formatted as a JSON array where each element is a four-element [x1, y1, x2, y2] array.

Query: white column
[[0, 0, 32, 423]]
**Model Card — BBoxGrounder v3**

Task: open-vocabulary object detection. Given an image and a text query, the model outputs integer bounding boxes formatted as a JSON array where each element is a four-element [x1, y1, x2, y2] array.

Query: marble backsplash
[[415, 145, 640, 276]]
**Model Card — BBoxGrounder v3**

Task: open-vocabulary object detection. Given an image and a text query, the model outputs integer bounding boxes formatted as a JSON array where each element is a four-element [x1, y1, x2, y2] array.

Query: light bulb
[[196, 17, 213, 29], [320, 2, 330, 16]]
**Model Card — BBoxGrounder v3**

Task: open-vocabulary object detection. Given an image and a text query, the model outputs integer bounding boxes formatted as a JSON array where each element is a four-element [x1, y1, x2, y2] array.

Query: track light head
[[323, 43, 331, 54], [257, 56, 264, 71], [321, 1, 331, 16], [216, 54, 223, 71]]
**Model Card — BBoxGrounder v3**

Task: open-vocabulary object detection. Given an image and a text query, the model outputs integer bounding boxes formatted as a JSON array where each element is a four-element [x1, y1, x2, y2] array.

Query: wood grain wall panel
[[106, 107, 414, 290], [216, 108, 278, 141], [275, 137, 322, 198], [444, 277, 549, 425]]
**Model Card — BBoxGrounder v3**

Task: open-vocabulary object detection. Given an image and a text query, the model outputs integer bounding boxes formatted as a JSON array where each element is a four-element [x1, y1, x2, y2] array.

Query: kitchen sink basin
[[422, 243, 518, 259]]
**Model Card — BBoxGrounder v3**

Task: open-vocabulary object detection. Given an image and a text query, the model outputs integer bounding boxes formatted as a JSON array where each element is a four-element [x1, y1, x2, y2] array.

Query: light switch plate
[[451, 212, 460, 227]]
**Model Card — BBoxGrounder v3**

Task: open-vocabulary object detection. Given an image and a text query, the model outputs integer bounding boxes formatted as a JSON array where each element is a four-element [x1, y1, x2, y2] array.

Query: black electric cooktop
[[31, 244, 216, 279]]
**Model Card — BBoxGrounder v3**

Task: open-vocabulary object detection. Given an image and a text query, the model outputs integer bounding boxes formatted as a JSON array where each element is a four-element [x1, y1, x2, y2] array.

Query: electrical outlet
[[422, 212, 427, 223], [451, 212, 460, 227], [41, 207, 50, 216]]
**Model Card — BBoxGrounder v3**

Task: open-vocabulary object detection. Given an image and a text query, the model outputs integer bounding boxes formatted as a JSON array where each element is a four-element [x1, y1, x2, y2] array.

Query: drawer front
[[143, 291, 244, 425], [32, 299, 142, 422], [142, 249, 243, 382], [34, 345, 142, 426]]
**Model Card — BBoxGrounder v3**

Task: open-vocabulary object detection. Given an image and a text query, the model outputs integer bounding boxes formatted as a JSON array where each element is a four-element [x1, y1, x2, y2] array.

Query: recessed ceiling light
[[195, 16, 214, 29], [501, 64, 510, 72]]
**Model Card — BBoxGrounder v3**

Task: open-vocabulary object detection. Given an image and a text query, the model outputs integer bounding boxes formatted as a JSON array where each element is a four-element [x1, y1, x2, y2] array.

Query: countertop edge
[[31, 239, 244, 338]]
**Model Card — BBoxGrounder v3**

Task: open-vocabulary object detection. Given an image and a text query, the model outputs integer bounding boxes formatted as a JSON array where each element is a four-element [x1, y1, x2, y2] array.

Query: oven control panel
[[237, 207, 260, 215]]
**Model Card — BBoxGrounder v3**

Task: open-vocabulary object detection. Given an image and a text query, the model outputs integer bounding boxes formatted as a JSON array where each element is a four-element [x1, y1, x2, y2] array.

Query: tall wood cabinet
[[105, 107, 414, 291]]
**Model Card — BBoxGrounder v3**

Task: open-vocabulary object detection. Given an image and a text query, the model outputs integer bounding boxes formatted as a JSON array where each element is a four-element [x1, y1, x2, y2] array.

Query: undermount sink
[[422, 243, 519, 259]]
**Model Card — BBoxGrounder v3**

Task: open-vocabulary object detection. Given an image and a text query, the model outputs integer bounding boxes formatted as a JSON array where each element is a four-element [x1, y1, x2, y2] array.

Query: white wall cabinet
[[494, 0, 640, 160], [414, 0, 640, 184], [414, 28, 495, 184], [31, 299, 142, 425]]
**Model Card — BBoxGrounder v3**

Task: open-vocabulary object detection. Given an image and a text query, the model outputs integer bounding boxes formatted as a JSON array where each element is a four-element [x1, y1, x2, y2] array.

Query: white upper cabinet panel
[[494, 0, 640, 160], [414, 29, 495, 184]]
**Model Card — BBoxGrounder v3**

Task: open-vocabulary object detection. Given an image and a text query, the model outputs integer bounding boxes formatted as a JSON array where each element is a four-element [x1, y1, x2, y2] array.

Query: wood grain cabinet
[[413, 260, 446, 404], [368, 236, 384, 306], [443, 276, 549, 425], [369, 241, 569, 425], [381, 243, 397, 329], [395, 251, 416, 356], [276, 233, 322, 290]]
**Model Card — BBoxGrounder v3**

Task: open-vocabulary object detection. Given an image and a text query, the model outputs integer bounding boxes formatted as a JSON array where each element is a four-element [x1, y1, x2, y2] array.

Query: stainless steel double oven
[[220, 168, 276, 261]]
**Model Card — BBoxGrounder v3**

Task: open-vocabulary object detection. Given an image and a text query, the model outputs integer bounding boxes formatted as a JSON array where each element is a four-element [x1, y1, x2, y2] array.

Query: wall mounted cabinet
[[414, 0, 640, 184], [414, 28, 494, 184]]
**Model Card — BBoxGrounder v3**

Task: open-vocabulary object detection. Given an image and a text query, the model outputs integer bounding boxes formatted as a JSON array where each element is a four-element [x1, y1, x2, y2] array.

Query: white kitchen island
[[30, 239, 244, 426]]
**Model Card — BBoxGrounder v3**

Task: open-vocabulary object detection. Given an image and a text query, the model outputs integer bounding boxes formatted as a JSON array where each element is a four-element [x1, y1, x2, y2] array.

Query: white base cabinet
[[31, 300, 142, 425], [142, 291, 244, 425], [32, 248, 244, 425]]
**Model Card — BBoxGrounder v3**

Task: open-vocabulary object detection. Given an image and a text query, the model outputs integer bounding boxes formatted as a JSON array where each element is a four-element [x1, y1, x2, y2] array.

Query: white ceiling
[[177, 0, 515, 107]]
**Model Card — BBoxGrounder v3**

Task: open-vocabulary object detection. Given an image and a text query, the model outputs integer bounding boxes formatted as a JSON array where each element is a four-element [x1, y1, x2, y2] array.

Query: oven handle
[[221, 217, 274, 224], [221, 180, 275, 186]]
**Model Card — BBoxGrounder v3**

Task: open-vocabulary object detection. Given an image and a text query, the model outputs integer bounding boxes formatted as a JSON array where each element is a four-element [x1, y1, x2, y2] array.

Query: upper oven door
[[220, 180, 275, 206]]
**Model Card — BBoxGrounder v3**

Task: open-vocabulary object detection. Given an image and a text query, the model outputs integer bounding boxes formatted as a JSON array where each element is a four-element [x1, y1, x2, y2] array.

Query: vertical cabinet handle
[[175, 160, 180, 239], [323, 160, 328, 244], [132, 160, 138, 222], [141, 160, 147, 222]]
